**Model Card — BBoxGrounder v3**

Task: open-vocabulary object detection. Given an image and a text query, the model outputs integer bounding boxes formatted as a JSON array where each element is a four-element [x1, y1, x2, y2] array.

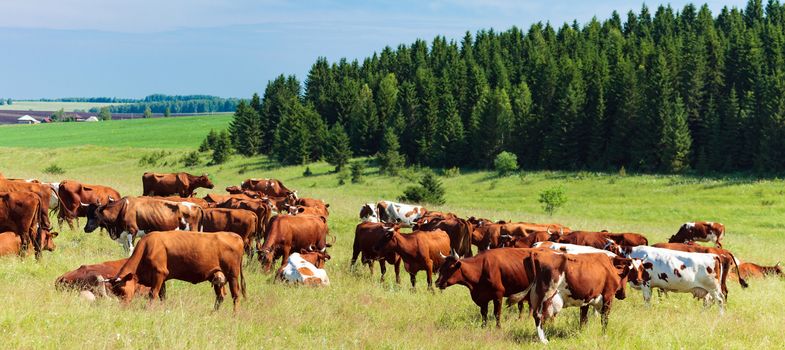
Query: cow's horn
[[547, 227, 552, 235], [108, 196, 115, 202], [80, 202, 89, 207], [777, 261, 782, 267], [439, 251, 448, 259], [501, 234, 512, 238], [450, 248, 459, 259], [559, 227, 563, 235], [320, 247, 326, 253]]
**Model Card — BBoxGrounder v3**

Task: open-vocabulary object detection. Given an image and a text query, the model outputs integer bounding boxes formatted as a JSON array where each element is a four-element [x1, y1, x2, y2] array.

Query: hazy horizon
[[0, 0, 747, 100]]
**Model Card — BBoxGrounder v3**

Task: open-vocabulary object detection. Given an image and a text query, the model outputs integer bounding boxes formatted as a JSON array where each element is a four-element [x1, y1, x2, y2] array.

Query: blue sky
[[0, 1, 748, 99]]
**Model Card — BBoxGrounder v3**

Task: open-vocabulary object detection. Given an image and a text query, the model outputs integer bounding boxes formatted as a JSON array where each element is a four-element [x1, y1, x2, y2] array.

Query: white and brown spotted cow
[[669, 221, 725, 248], [376, 201, 426, 228]]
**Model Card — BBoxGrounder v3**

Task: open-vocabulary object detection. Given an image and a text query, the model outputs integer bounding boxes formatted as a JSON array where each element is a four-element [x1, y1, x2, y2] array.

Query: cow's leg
[[517, 301, 526, 319], [493, 298, 502, 329], [350, 249, 360, 272], [211, 271, 227, 311], [579, 305, 590, 329], [642, 284, 653, 306], [600, 299, 612, 332], [480, 302, 489, 328], [159, 283, 167, 301], [279, 246, 290, 270], [394, 259, 401, 284], [425, 260, 434, 292], [229, 274, 241, 313], [378, 261, 387, 283], [409, 272, 417, 290], [534, 311, 548, 344], [148, 273, 166, 308]]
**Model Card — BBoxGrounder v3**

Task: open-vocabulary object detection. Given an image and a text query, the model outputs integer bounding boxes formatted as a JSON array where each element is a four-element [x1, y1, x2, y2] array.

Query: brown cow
[[735, 262, 784, 279], [217, 198, 272, 243], [55, 258, 150, 298], [467, 217, 503, 251], [669, 221, 725, 248], [149, 196, 210, 209], [142, 172, 214, 197], [294, 198, 330, 216], [289, 205, 329, 217], [557, 231, 617, 250], [502, 230, 554, 248], [0, 192, 55, 258], [604, 232, 649, 246], [257, 214, 329, 271], [350, 222, 402, 283], [651, 242, 749, 291], [373, 227, 451, 291], [240, 178, 296, 198], [201, 208, 259, 255], [524, 252, 642, 343], [0, 231, 56, 256], [0, 180, 54, 233], [414, 215, 473, 257], [56, 180, 121, 229], [84, 196, 203, 253], [203, 193, 259, 207], [436, 248, 549, 328], [108, 231, 246, 311]]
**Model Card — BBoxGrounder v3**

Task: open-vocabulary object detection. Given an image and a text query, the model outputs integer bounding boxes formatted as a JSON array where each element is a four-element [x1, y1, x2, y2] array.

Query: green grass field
[[0, 101, 123, 112], [1, 116, 784, 349], [0, 114, 232, 149]]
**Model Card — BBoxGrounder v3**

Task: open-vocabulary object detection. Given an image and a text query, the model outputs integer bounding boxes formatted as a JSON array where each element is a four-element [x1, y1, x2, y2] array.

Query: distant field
[[0, 116, 784, 348], [0, 114, 232, 149], [0, 101, 123, 112]]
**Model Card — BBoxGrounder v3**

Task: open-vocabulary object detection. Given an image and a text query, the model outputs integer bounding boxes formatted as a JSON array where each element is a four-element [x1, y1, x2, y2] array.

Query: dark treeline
[[82, 95, 240, 114], [231, 1, 785, 173]]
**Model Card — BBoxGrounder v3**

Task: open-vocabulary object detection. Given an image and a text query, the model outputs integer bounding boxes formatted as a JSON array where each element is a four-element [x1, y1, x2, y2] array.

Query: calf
[[373, 226, 450, 291], [200, 208, 259, 255], [55, 258, 150, 298], [669, 221, 725, 248], [523, 252, 641, 344], [109, 231, 246, 312], [351, 222, 401, 283], [276, 252, 330, 286], [622, 246, 727, 312], [435, 248, 546, 328]]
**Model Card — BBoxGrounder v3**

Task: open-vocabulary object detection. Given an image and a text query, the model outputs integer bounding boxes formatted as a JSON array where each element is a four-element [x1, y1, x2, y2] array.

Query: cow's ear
[[297, 207, 305, 213], [454, 261, 462, 269], [51, 231, 59, 238], [177, 173, 188, 185], [642, 262, 653, 270], [325, 203, 330, 208]]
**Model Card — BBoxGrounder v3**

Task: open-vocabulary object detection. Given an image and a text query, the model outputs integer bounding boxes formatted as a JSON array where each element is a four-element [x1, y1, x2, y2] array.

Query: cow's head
[[84, 200, 124, 240], [299, 247, 331, 269], [196, 174, 214, 189], [39, 229, 58, 252], [257, 246, 275, 272], [771, 262, 784, 278], [373, 226, 399, 253], [83, 203, 103, 234], [436, 249, 463, 289], [612, 257, 644, 300], [359, 203, 379, 223], [603, 239, 623, 256], [108, 273, 137, 304]]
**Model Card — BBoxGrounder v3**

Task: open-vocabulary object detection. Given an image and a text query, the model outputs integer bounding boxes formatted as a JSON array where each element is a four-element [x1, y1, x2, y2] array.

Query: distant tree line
[[230, 0, 785, 174], [88, 95, 239, 114]]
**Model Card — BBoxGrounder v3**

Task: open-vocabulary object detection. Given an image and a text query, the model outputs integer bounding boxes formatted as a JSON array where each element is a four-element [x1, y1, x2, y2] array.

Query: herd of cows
[[0, 171, 783, 343]]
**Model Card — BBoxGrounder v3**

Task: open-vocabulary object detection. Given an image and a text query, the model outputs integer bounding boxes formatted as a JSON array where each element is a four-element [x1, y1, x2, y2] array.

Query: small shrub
[[398, 167, 420, 183], [351, 161, 365, 184], [493, 151, 518, 176], [337, 168, 350, 186], [181, 151, 200, 167], [761, 200, 776, 206], [138, 150, 169, 167], [398, 170, 445, 205], [539, 186, 567, 216], [442, 167, 460, 178], [618, 165, 627, 177], [210, 130, 232, 165], [42, 164, 65, 175], [238, 166, 248, 175], [303, 166, 313, 177]]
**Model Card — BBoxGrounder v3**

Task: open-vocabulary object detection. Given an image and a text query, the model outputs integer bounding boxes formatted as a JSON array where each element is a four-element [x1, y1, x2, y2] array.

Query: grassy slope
[[0, 114, 232, 149], [0, 117, 784, 349], [0, 101, 123, 112]]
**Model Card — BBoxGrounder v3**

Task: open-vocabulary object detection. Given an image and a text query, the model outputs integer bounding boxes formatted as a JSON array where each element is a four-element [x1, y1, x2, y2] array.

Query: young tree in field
[[377, 129, 406, 176], [210, 130, 232, 165], [98, 107, 112, 121], [324, 124, 352, 172], [143, 106, 153, 118], [164, 107, 171, 117]]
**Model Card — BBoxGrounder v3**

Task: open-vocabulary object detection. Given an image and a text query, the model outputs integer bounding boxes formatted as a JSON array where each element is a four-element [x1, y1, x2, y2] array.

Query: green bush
[[538, 186, 567, 216], [42, 164, 65, 175], [398, 170, 445, 205], [351, 161, 365, 184], [442, 167, 461, 178], [493, 151, 518, 176], [303, 166, 313, 177], [337, 168, 350, 186], [181, 151, 200, 167]]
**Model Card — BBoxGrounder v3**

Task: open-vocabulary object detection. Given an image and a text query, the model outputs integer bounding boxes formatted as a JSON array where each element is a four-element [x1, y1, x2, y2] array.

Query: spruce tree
[[378, 129, 406, 176], [324, 124, 352, 171]]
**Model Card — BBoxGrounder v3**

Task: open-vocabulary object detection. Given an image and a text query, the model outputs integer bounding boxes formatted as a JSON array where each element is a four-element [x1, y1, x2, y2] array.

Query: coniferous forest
[[230, 1, 785, 174]]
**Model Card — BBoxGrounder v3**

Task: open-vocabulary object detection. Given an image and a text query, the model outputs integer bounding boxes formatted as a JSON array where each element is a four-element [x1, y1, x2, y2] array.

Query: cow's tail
[[30, 197, 45, 259], [239, 252, 247, 298], [727, 252, 748, 288], [458, 218, 473, 257], [508, 253, 540, 307], [54, 187, 77, 230], [715, 256, 729, 302]]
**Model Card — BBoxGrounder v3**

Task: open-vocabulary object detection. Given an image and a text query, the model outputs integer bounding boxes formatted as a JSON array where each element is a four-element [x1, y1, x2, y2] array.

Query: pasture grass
[[0, 122, 784, 348], [0, 114, 232, 149], [0, 101, 123, 112]]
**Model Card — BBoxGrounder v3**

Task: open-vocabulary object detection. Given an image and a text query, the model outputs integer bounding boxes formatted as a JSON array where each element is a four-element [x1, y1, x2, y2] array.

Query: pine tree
[[347, 84, 379, 154], [324, 124, 352, 171], [376, 73, 400, 131], [510, 81, 534, 167], [272, 97, 311, 165], [469, 87, 513, 167], [164, 107, 171, 117], [211, 130, 232, 165], [378, 129, 406, 176], [260, 75, 301, 153], [433, 78, 465, 167]]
